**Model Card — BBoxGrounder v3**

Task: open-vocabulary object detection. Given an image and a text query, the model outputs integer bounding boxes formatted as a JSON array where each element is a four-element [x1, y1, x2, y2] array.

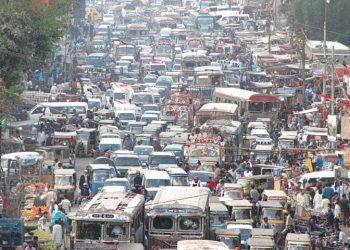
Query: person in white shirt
[[50, 84, 58, 95], [334, 201, 341, 230], [321, 195, 330, 214], [190, 176, 202, 187], [60, 195, 71, 213], [46, 187, 57, 208], [52, 220, 64, 250], [313, 189, 323, 212]]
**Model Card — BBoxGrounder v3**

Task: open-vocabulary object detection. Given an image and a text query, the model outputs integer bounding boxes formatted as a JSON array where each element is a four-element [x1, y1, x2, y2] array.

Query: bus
[[181, 52, 211, 78], [69, 190, 144, 249], [213, 88, 278, 121], [147, 186, 210, 249], [86, 53, 109, 68], [189, 10, 215, 31]]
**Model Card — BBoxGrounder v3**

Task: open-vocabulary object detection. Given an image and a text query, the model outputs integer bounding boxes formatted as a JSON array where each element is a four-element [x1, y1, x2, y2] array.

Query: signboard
[[341, 116, 350, 140], [344, 148, 350, 169]]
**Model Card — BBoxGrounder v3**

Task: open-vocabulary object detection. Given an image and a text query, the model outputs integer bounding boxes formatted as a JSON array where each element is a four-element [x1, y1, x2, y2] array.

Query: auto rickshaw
[[86, 164, 117, 195], [285, 233, 310, 250], [54, 169, 76, 202], [36, 145, 74, 168], [53, 131, 77, 147], [237, 175, 274, 195], [134, 133, 154, 146], [247, 237, 275, 250], [76, 128, 98, 157], [127, 121, 147, 134], [257, 201, 285, 233], [221, 183, 244, 201], [215, 229, 241, 249], [225, 199, 253, 224], [263, 190, 288, 206], [209, 197, 230, 239]]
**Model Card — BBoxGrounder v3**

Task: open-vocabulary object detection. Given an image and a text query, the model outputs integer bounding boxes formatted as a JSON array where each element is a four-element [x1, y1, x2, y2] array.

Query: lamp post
[[322, 0, 330, 95]]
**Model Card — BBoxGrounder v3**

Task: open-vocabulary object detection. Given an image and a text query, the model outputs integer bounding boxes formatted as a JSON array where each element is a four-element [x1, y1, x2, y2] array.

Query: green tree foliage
[[0, 0, 70, 88], [282, 0, 350, 45]]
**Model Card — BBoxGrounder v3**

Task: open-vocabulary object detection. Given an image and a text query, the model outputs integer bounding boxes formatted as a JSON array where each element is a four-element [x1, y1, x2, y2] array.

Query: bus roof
[[214, 87, 278, 102], [197, 103, 238, 115], [178, 240, 229, 250], [150, 186, 210, 212], [77, 191, 144, 221], [38, 102, 88, 107]]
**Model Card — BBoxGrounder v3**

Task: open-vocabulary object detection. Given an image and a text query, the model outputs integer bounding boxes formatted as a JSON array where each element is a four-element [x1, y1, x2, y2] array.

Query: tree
[[281, 0, 350, 45], [0, 0, 70, 88]]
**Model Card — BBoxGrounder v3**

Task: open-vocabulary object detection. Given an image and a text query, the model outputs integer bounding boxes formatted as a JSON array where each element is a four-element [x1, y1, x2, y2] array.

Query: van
[[98, 137, 122, 152], [142, 170, 171, 199], [29, 102, 88, 121]]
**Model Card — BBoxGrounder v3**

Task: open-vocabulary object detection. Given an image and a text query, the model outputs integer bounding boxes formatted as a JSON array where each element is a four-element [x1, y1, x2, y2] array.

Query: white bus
[[213, 88, 278, 121], [147, 186, 210, 249], [70, 190, 144, 249]]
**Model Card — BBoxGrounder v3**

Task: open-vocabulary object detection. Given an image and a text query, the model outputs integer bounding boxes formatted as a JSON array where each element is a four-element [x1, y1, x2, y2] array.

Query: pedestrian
[[79, 169, 90, 191], [340, 194, 350, 227], [190, 176, 202, 187], [250, 185, 259, 203], [326, 203, 334, 227], [334, 200, 341, 230], [52, 220, 64, 250], [313, 189, 323, 212], [322, 183, 334, 201], [260, 217, 273, 229], [60, 195, 71, 213], [215, 179, 225, 196], [46, 187, 57, 208]]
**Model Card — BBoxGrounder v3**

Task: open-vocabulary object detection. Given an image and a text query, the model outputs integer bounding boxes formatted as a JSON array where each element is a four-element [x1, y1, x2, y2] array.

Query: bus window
[[153, 216, 174, 231], [248, 102, 263, 112], [264, 102, 277, 112], [178, 217, 201, 231]]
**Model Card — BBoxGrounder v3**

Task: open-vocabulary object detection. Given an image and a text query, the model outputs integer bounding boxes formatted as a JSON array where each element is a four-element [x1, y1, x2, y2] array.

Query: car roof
[[150, 152, 175, 156]]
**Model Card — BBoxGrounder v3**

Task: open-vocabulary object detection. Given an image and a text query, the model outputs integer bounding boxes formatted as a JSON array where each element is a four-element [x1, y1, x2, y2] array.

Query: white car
[[102, 14, 114, 24]]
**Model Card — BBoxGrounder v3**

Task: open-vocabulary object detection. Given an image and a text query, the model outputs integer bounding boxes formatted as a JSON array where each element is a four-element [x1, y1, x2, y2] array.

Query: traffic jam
[[2, 0, 350, 249]]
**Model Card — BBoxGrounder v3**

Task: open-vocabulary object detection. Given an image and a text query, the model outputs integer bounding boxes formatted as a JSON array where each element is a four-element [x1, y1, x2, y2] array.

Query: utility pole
[[267, 19, 271, 54], [331, 46, 335, 115], [300, 29, 306, 107], [322, 0, 328, 95]]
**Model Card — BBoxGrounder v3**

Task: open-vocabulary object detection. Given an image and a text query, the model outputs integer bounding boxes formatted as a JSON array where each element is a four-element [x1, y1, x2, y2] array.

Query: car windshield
[[133, 94, 153, 104], [134, 147, 153, 155], [225, 191, 243, 199], [92, 170, 111, 182], [146, 178, 170, 188], [99, 143, 121, 152], [150, 156, 177, 165], [118, 113, 135, 120], [105, 180, 129, 189], [114, 92, 126, 100], [77, 222, 101, 240], [152, 216, 174, 231], [171, 176, 188, 186], [104, 223, 129, 242], [115, 158, 140, 166]]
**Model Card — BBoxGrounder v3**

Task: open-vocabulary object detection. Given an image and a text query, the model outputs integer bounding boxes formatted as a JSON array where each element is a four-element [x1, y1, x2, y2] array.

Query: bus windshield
[[104, 223, 130, 241], [77, 222, 101, 240]]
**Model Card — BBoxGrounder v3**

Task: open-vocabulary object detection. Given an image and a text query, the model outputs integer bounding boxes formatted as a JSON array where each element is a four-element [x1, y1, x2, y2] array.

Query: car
[[114, 154, 142, 177], [103, 177, 131, 192], [148, 152, 177, 169], [133, 145, 154, 164]]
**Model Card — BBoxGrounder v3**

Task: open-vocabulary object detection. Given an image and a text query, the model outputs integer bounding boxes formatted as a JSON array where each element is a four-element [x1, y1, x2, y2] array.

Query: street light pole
[[322, 0, 328, 95]]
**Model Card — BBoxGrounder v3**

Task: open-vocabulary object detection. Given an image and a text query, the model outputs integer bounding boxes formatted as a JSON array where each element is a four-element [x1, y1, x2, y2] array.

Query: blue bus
[[86, 53, 109, 68]]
